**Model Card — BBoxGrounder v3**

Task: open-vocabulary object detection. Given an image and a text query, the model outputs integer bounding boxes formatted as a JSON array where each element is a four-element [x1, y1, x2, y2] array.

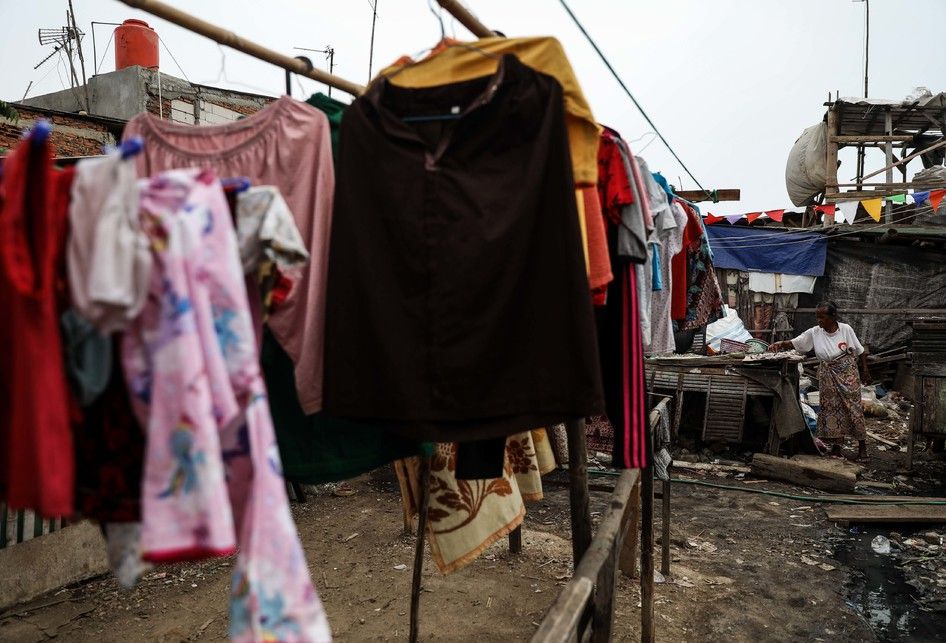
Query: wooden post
[[618, 479, 641, 577], [509, 525, 522, 554], [591, 538, 619, 643], [661, 479, 671, 577], [824, 107, 839, 225], [565, 418, 593, 567], [409, 456, 432, 643], [640, 462, 655, 643], [884, 109, 894, 223]]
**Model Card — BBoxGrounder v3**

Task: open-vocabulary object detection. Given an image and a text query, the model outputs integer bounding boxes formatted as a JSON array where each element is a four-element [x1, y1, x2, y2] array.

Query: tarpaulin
[[705, 226, 827, 276], [797, 240, 946, 353]]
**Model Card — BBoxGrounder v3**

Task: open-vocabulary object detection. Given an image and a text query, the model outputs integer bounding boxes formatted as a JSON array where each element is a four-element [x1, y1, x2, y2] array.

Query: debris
[[800, 555, 820, 566], [393, 564, 407, 571], [867, 431, 900, 450], [686, 538, 718, 553], [671, 461, 750, 475], [871, 535, 891, 555], [342, 532, 360, 543], [819, 563, 836, 572], [750, 454, 860, 493]]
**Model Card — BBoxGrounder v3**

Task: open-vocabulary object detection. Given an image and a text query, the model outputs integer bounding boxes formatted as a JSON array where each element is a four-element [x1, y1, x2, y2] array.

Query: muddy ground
[[1, 416, 944, 642]]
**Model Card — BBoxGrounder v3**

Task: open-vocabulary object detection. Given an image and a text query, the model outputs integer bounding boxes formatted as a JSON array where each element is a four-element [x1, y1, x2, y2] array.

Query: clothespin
[[222, 176, 251, 193], [118, 136, 144, 159], [28, 120, 52, 146]]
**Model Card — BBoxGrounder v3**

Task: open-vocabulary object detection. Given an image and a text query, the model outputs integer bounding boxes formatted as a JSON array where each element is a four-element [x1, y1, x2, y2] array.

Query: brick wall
[[0, 106, 118, 157]]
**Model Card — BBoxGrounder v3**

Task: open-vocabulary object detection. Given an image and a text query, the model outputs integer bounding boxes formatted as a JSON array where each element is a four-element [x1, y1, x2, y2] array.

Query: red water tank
[[114, 19, 159, 71]]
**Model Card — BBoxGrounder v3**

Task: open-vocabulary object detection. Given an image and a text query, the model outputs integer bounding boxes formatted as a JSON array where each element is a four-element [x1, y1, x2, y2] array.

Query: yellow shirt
[[378, 37, 602, 275]]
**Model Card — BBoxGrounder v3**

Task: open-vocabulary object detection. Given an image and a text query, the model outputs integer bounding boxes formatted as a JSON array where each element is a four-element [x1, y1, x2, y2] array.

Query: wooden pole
[[509, 525, 523, 554], [884, 110, 894, 224], [565, 418, 592, 567], [115, 0, 366, 96], [435, 0, 495, 38], [409, 456, 432, 643], [858, 136, 946, 182], [824, 107, 839, 224], [640, 461, 655, 643], [660, 480, 671, 577]]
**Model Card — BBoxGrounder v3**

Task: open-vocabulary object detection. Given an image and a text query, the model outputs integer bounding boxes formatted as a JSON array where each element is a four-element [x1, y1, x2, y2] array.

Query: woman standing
[[769, 302, 871, 460]]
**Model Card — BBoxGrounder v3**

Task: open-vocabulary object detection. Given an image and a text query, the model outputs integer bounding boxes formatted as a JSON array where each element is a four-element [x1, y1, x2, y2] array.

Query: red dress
[[0, 136, 76, 518]]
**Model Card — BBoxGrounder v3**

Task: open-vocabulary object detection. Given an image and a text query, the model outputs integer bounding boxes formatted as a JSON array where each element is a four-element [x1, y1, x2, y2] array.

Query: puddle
[[833, 527, 945, 642]]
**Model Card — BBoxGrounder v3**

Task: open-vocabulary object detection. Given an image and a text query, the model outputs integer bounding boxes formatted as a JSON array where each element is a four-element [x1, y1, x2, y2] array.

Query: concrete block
[[0, 521, 108, 611]]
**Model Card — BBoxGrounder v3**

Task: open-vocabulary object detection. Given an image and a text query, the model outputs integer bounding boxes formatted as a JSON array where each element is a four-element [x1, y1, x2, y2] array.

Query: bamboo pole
[[436, 0, 495, 38], [856, 136, 946, 182], [116, 0, 366, 96]]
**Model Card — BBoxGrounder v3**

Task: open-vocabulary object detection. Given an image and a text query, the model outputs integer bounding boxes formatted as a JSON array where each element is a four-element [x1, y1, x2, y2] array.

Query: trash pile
[[876, 531, 946, 611]]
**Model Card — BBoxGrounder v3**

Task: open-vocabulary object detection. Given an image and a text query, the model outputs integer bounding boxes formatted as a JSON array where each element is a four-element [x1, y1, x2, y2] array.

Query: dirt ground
[[0, 415, 943, 642]]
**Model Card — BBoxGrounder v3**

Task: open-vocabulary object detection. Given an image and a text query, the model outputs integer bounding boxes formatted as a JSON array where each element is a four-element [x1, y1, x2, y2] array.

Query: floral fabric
[[123, 168, 330, 641], [817, 350, 867, 444], [395, 431, 549, 574]]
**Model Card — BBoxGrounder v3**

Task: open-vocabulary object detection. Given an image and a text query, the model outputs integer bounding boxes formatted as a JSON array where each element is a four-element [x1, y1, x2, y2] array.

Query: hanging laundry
[[645, 201, 687, 355], [379, 37, 611, 290], [394, 432, 555, 575], [324, 54, 604, 440], [0, 133, 76, 518], [123, 95, 335, 415], [67, 151, 150, 334], [306, 92, 346, 164], [124, 168, 329, 640], [673, 200, 724, 330]]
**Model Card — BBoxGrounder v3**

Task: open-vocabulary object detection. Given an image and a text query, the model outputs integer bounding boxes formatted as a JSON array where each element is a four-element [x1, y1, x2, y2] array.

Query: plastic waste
[[871, 535, 891, 555]]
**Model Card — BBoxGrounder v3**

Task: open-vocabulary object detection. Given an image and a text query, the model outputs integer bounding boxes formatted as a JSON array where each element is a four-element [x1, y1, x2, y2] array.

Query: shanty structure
[[824, 93, 946, 217]]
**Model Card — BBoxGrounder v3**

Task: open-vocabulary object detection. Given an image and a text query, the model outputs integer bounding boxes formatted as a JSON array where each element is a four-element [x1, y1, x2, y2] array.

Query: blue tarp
[[705, 225, 827, 276]]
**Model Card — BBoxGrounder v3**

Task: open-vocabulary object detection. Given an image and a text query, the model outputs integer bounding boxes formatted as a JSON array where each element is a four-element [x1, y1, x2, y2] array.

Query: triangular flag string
[[704, 214, 724, 225], [889, 194, 906, 204], [930, 189, 946, 213], [724, 214, 743, 225], [764, 209, 784, 222], [746, 212, 761, 224], [913, 191, 931, 206], [861, 197, 883, 222]]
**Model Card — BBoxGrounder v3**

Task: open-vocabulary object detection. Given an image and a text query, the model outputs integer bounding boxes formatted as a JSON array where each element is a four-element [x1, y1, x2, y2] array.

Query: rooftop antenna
[[35, 2, 90, 111], [294, 46, 336, 97]]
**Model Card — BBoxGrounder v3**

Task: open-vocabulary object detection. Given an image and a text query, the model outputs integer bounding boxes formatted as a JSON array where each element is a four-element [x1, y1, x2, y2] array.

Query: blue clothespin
[[28, 120, 52, 146], [222, 176, 251, 193], [118, 136, 144, 159]]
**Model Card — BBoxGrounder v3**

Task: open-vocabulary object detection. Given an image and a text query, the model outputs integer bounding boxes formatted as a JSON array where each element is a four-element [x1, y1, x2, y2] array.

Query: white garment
[[235, 185, 310, 274], [67, 153, 151, 334], [791, 322, 864, 361], [748, 272, 817, 294], [645, 202, 687, 354]]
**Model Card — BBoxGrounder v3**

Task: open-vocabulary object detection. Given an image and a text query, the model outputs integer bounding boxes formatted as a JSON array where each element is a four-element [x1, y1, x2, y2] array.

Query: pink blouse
[[123, 96, 334, 414]]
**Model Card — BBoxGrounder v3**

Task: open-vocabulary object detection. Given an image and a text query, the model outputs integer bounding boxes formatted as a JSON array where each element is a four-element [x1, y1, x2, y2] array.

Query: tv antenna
[[34, 1, 91, 111]]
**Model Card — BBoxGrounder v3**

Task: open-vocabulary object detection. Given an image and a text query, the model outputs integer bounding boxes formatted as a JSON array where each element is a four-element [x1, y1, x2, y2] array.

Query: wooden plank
[[565, 418, 592, 568], [750, 453, 860, 493], [827, 495, 946, 504], [825, 504, 946, 525], [591, 538, 618, 643], [825, 107, 840, 204], [530, 577, 594, 643], [794, 308, 946, 315], [674, 189, 740, 202], [618, 480, 641, 578], [671, 461, 750, 474], [830, 134, 915, 143]]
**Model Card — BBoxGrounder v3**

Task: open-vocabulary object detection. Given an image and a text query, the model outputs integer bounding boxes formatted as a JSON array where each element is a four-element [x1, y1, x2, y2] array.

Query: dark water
[[833, 527, 945, 642]]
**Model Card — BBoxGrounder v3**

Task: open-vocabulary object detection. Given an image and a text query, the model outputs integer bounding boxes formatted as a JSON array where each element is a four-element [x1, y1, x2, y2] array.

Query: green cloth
[[889, 194, 907, 204], [262, 329, 419, 484], [264, 94, 419, 483], [306, 92, 347, 164]]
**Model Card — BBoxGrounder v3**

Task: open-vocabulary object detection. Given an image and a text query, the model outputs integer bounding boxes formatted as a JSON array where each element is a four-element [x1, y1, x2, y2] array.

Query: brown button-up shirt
[[324, 54, 604, 441]]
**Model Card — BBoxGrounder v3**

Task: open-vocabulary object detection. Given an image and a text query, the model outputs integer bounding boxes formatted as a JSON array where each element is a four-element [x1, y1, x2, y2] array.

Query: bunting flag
[[725, 214, 743, 225], [861, 198, 883, 222], [703, 214, 725, 225], [913, 191, 931, 206], [815, 204, 836, 217], [764, 209, 784, 222], [889, 194, 906, 204], [837, 201, 859, 225], [746, 212, 762, 223], [931, 189, 946, 213]]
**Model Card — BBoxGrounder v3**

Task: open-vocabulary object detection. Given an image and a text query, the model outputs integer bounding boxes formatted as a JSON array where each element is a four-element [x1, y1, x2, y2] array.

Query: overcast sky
[[2, 0, 944, 215]]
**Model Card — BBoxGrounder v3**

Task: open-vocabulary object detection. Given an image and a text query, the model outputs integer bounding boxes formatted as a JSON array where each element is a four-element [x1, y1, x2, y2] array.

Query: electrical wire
[[159, 36, 191, 83], [587, 470, 946, 505], [556, 0, 710, 196]]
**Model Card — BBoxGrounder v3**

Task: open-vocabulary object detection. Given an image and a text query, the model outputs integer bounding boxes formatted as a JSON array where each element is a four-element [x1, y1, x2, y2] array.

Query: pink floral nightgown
[[123, 168, 330, 641]]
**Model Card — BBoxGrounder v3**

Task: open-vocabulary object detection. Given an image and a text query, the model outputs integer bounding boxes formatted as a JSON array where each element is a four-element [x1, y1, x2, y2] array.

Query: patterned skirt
[[817, 351, 867, 444]]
